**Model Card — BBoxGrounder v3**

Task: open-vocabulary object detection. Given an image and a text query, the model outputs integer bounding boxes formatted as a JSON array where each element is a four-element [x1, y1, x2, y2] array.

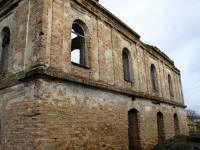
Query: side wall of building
[[0, 78, 189, 150], [0, 0, 45, 75], [20, 78, 186, 150], [0, 0, 185, 105], [0, 80, 40, 150], [39, 0, 184, 105], [0, 0, 28, 76], [0, 0, 188, 150]]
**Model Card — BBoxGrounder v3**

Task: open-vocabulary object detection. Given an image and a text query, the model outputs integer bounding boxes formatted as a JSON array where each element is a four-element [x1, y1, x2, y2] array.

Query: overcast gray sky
[[100, 0, 200, 114]]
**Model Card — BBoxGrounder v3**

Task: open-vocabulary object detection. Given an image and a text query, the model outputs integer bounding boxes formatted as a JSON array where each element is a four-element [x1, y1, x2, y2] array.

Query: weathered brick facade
[[0, 0, 188, 150]]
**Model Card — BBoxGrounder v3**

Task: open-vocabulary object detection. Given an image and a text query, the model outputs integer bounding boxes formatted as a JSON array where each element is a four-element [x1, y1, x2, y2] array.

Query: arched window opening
[[0, 27, 10, 73], [123, 48, 133, 82], [174, 114, 180, 135], [71, 20, 89, 67], [157, 112, 165, 144], [151, 64, 158, 91], [128, 108, 141, 150], [168, 74, 174, 97]]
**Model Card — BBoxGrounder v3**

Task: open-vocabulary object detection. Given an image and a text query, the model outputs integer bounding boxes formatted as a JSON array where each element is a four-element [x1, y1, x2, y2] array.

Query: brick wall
[[0, 0, 188, 150], [0, 81, 39, 150], [40, 0, 184, 105]]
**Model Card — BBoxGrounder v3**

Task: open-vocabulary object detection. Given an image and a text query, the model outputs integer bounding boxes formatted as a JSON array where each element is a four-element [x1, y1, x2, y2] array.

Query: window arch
[[151, 64, 158, 91], [0, 27, 10, 73], [174, 114, 180, 135], [123, 48, 133, 82], [168, 74, 174, 97], [128, 108, 141, 150], [157, 112, 165, 144], [71, 19, 89, 67]]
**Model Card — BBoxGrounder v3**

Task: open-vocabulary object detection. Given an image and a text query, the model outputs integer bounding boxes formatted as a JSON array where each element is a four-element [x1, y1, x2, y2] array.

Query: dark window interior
[[123, 48, 132, 82], [174, 114, 180, 135], [168, 74, 174, 97], [151, 64, 158, 91], [0, 27, 10, 73], [157, 112, 165, 144], [128, 108, 141, 150]]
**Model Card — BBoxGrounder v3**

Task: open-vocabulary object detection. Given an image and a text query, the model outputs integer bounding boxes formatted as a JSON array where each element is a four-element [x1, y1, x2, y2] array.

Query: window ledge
[[153, 89, 159, 93], [71, 62, 90, 69], [125, 80, 134, 84]]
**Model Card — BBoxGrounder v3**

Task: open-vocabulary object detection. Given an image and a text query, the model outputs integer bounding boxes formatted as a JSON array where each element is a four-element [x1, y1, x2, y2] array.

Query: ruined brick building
[[0, 0, 188, 150]]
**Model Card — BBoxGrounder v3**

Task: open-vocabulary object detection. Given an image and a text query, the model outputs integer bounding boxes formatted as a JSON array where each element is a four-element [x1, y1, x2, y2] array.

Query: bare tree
[[187, 109, 200, 122]]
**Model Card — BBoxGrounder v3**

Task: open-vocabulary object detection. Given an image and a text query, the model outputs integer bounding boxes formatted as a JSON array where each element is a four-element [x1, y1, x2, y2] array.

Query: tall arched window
[[71, 19, 89, 67], [123, 48, 133, 82], [151, 64, 158, 91], [168, 74, 174, 97], [0, 27, 10, 73], [174, 114, 180, 135], [157, 112, 165, 144], [128, 108, 141, 150]]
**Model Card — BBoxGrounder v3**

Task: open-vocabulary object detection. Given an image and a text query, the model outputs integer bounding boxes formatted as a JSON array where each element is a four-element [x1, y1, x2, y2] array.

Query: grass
[[151, 134, 200, 150]]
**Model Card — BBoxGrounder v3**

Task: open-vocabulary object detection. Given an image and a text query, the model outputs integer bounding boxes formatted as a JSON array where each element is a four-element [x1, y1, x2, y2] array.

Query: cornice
[[145, 45, 180, 74], [0, 0, 22, 20], [73, 0, 180, 74], [73, 0, 140, 40]]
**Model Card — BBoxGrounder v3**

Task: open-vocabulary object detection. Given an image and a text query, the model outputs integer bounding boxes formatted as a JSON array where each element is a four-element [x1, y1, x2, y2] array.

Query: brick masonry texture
[[0, 0, 188, 150]]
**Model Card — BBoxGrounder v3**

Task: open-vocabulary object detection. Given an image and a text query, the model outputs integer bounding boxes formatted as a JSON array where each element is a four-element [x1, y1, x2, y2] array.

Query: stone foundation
[[0, 78, 188, 150]]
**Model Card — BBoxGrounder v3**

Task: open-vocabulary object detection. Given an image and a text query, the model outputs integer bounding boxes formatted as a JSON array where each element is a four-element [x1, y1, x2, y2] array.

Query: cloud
[[100, 0, 200, 114]]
